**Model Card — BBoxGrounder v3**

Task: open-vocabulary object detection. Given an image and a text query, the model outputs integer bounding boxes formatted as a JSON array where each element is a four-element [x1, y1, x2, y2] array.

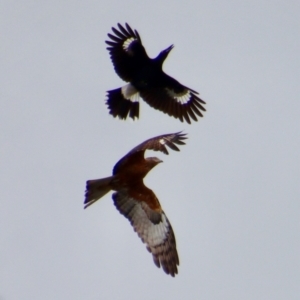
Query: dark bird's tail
[[84, 176, 114, 209], [106, 88, 139, 120]]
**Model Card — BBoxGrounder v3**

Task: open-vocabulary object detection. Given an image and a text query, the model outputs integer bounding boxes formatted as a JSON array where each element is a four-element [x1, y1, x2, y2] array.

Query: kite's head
[[145, 157, 163, 170]]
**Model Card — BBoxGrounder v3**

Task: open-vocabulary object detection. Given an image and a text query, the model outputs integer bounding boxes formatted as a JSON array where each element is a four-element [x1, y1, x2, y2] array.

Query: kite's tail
[[84, 176, 114, 209]]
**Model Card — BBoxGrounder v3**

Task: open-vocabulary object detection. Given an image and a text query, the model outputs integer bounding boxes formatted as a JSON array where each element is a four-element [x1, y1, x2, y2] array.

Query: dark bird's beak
[[165, 44, 174, 54], [157, 45, 174, 63]]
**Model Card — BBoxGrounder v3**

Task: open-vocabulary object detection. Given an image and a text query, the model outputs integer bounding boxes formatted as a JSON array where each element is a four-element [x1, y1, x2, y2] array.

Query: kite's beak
[[155, 158, 163, 164], [148, 157, 163, 167]]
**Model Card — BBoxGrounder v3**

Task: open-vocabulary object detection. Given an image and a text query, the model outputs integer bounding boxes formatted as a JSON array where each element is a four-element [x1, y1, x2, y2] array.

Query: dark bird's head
[[155, 44, 174, 65]]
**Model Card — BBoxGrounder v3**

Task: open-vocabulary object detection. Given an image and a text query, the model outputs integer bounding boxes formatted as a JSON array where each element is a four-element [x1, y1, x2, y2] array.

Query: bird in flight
[[105, 23, 206, 124], [84, 132, 187, 276]]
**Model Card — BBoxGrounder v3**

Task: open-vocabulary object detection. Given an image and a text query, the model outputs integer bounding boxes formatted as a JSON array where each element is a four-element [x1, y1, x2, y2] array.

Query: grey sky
[[1, 1, 299, 299]]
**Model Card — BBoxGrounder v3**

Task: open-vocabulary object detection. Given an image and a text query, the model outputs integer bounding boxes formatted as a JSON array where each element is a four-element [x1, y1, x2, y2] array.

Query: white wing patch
[[165, 88, 192, 104], [159, 138, 166, 145], [122, 37, 136, 52], [121, 84, 140, 102]]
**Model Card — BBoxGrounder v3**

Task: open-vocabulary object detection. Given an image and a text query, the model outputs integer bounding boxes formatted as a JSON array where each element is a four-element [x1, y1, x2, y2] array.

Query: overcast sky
[[1, 1, 299, 299]]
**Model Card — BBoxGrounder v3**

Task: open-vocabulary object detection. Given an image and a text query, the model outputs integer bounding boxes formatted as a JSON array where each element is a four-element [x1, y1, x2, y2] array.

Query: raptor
[[84, 132, 187, 276]]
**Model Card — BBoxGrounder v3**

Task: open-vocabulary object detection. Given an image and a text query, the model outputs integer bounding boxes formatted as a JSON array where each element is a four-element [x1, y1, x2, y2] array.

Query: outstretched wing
[[128, 132, 187, 155], [140, 75, 206, 124], [106, 23, 149, 82], [113, 132, 187, 175], [112, 191, 179, 276]]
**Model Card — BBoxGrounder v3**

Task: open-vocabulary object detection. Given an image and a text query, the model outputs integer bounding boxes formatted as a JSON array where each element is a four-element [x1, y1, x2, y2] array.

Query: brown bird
[[84, 132, 187, 277], [105, 23, 206, 123]]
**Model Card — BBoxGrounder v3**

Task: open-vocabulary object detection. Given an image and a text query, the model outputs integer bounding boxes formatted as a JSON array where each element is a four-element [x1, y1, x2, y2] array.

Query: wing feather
[[112, 132, 187, 176], [106, 23, 149, 82], [113, 192, 179, 276], [127, 132, 187, 156], [140, 85, 206, 124]]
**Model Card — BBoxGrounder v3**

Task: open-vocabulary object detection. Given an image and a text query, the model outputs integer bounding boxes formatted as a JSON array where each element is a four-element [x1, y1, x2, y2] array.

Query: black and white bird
[[105, 23, 206, 124]]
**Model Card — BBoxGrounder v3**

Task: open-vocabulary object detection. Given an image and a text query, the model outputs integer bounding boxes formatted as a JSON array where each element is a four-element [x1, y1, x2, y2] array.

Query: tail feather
[[106, 88, 139, 120], [84, 176, 114, 209]]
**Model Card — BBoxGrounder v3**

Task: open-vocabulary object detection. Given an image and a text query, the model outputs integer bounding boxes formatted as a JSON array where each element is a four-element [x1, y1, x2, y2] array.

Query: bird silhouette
[[84, 132, 187, 276], [105, 23, 206, 123]]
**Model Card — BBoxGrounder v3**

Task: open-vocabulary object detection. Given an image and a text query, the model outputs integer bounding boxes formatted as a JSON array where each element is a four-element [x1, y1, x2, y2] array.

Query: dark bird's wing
[[140, 75, 206, 124], [113, 191, 179, 276], [106, 23, 149, 82], [127, 132, 187, 155]]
